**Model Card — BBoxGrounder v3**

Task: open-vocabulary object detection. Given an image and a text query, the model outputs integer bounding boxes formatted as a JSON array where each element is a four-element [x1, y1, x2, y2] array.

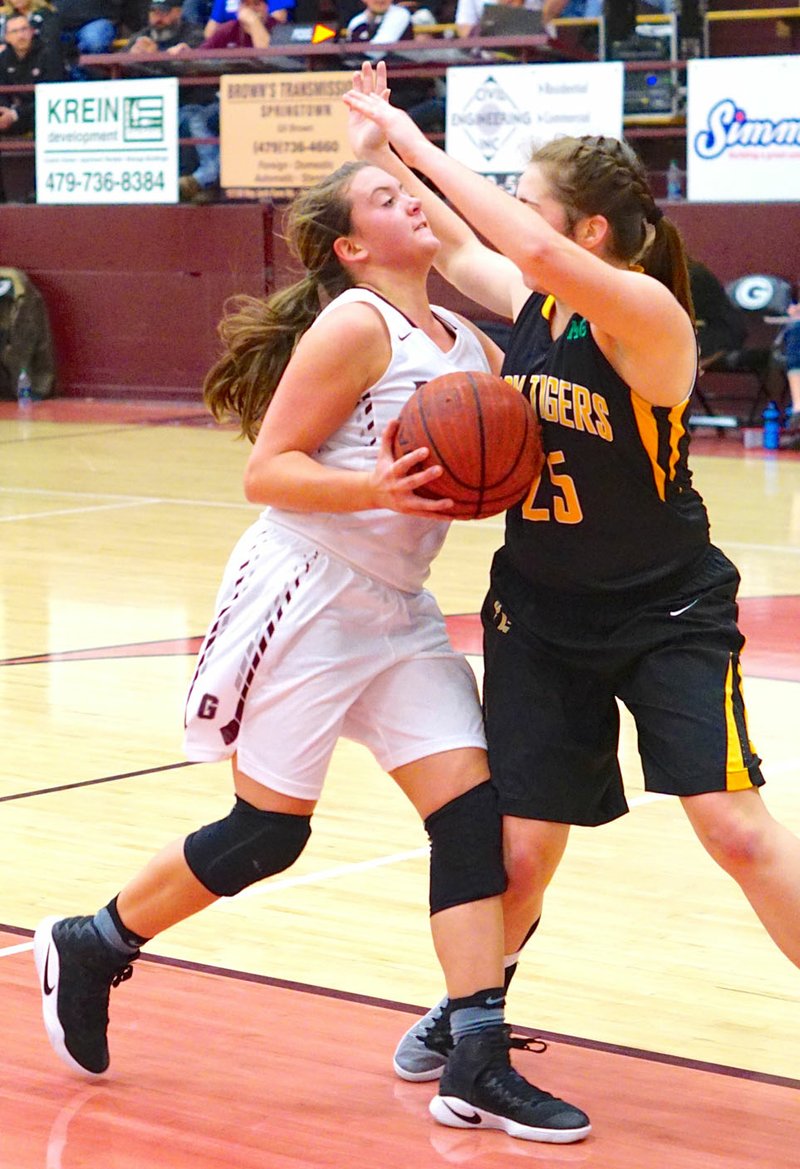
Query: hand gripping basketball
[[392, 371, 544, 520]]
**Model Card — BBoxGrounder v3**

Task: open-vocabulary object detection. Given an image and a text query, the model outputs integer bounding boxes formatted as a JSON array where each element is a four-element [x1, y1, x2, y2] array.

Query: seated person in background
[[202, 0, 291, 39], [543, 0, 601, 19], [127, 0, 203, 47], [55, 0, 120, 55], [688, 258, 747, 370], [127, 0, 219, 202], [0, 0, 61, 50], [200, 0, 273, 45], [781, 305, 800, 443], [0, 11, 64, 135], [346, 0, 412, 40], [345, 0, 439, 127], [453, 0, 541, 39]]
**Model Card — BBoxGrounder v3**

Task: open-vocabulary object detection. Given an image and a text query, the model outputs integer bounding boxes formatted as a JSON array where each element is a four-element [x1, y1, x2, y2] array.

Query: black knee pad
[[424, 780, 507, 916], [184, 796, 311, 897]]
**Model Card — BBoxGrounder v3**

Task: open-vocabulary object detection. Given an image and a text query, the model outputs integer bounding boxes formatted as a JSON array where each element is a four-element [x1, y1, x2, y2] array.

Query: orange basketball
[[393, 370, 544, 520]]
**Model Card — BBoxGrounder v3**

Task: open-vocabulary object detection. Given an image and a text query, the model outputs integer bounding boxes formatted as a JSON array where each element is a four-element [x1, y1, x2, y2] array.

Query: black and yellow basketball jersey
[[499, 292, 710, 598]]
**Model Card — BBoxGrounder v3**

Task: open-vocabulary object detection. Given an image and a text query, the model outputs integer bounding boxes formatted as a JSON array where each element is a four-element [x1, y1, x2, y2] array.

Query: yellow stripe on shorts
[[724, 653, 756, 791]]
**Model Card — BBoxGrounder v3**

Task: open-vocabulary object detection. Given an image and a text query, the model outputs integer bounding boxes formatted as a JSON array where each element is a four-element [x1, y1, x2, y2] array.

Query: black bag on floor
[[0, 267, 56, 400]]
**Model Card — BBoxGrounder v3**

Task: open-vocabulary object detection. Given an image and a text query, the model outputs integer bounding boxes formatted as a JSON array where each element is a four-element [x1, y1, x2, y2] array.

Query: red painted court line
[[446, 599, 800, 682], [1, 928, 797, 1169], [2, 599, 799, 681]]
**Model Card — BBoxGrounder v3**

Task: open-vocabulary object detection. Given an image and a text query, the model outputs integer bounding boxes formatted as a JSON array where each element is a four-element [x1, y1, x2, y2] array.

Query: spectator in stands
[[56, 0, 120, 74], [202, 0, 292, 40], [346, 0, 412, 41], [200, 0, 273, 46], [543, 0, 601, 20], [688, 258, 748, 371], [345, 0, 438, 127], [781, 306, 800, 446], [0, 11, 64, 136], [127, 0, 201, 49], [453, 0, 542, 39], [0, 0, 61, 52], [126, 0, 220, 203]]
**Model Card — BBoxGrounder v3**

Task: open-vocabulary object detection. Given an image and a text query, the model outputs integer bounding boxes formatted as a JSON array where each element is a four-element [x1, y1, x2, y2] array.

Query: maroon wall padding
[[0, 203, 271, 400], [0, 200, 796, 400]]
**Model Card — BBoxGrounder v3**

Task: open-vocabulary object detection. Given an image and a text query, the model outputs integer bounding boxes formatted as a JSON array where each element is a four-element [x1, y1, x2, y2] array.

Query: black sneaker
[[430, 1025, 591, 1144], [33, 915, 137, 1075], [393, 995, 453, 1082]]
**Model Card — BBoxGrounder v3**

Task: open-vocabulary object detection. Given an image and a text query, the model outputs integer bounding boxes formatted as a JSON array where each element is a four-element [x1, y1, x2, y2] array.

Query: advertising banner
[[35, 78, 178, 204], [220, 71, 355, 197], [445, 61, 624, 190], [687, 56, 800, 202]]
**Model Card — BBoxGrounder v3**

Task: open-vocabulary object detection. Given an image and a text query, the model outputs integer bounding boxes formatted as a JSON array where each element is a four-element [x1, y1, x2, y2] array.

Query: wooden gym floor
[[1, 398, 799, 1167]]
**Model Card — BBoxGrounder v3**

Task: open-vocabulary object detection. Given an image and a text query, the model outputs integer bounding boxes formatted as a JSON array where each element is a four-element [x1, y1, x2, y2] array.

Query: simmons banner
[[445, 62, 623, 190], [687, 56, 800, 202]]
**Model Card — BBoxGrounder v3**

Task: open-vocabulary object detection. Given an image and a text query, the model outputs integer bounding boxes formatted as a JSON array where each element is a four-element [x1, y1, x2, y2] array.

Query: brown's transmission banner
[[220, 71, 355, 197]]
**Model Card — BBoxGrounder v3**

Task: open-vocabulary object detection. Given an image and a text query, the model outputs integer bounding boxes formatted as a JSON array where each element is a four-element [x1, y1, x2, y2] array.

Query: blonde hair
[[204, 161, 369, 442], [531, 135, 694, 324]]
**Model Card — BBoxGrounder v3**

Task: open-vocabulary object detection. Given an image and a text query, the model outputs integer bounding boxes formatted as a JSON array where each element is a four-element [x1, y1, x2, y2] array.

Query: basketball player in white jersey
[[33, 160, 591, 1145]]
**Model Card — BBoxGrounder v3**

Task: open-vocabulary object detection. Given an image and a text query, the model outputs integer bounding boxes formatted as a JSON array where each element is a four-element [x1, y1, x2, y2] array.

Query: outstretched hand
[[369, 419, 453, 519], [344, 62, 428, 166], [346, 62, 391, 158]]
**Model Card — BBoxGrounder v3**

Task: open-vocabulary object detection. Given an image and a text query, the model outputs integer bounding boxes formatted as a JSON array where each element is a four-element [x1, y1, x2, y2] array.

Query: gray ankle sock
[[92, 906, 142, 959]]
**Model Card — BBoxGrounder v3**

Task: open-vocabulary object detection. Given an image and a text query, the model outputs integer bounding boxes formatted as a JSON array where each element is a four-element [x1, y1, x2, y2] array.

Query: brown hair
[[203, 160, 369, 442], [531, 135, 694, 324]]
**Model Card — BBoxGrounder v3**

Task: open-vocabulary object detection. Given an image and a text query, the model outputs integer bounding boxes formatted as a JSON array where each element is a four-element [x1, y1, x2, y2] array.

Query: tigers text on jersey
[[500, 292, 710, 598], [269, 287, 491, 594]]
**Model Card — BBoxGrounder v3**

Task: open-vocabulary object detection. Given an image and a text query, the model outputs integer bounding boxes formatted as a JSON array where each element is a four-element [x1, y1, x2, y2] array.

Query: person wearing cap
[[126, 0, 219, 202], [126, 0, 203, 51]]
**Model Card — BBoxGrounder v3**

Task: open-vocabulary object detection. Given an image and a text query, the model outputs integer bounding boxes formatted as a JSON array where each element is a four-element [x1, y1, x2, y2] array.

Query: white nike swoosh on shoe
[[669, 598, 700, 617]]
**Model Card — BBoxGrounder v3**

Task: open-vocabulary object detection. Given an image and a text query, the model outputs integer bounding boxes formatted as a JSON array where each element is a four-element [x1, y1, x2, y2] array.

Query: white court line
[[0, 500, 159, 524], [724, 540, 800, 556], [0, 941, 33, 958], [218, 769, 799, 907], [215, 793, 669, 909], [213, 846, 429, 908], [0, 485, 252, 513]]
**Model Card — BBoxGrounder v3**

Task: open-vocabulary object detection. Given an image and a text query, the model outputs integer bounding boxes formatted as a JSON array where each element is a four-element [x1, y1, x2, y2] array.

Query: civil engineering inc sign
[[445, 62, 623, 190], [35, 78, 179, 204]]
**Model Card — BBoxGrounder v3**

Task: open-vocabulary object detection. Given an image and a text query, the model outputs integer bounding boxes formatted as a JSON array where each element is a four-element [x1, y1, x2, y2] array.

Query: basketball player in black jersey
[[346, 63, 800, 1088]]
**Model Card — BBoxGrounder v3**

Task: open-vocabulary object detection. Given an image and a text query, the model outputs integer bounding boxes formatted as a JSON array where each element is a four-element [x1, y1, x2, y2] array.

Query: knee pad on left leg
[[184, 797, 311, 896], [424, 780, 507, 915]]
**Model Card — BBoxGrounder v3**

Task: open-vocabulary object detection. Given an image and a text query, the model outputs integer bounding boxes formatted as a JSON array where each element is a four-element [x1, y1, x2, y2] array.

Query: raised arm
[[345, 63, 525, 322], [346, 70, 697, 406]]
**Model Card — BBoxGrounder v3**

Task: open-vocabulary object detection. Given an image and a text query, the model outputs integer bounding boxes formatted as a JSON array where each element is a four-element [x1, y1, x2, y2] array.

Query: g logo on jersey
[[197, 693, 219, 719]]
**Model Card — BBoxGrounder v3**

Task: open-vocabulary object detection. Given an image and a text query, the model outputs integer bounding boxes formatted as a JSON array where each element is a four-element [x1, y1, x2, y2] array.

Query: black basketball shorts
[[482, 546, 764, 826]]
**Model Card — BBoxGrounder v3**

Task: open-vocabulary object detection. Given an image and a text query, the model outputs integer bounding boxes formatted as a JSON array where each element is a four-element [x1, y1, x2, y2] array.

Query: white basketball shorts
[[184, 518, 486, 801]]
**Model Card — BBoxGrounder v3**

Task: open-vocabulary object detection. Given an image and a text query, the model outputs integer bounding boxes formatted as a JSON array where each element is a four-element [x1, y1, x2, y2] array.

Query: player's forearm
[[395, 135, 549, 278]]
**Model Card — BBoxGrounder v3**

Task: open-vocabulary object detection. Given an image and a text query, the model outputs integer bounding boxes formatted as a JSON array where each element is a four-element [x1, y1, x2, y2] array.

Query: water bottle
[[666, 160, 683, 201], [762, 401, 781, 451], [16, 367, 33, 408]]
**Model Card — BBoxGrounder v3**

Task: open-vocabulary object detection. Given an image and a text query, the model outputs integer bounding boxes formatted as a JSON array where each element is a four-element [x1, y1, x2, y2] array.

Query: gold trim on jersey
[[630, 394, 688, 502], [724, 653, 757, 792], [542, 295, 556, 320]]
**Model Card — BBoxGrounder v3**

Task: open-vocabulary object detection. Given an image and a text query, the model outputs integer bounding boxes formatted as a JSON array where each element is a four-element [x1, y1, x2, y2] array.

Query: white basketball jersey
[[268, 287, 491, 593]]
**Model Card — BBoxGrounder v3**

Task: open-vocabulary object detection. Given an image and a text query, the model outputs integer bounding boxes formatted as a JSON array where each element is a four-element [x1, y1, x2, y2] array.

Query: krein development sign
[[35, 78, 179, 204]]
